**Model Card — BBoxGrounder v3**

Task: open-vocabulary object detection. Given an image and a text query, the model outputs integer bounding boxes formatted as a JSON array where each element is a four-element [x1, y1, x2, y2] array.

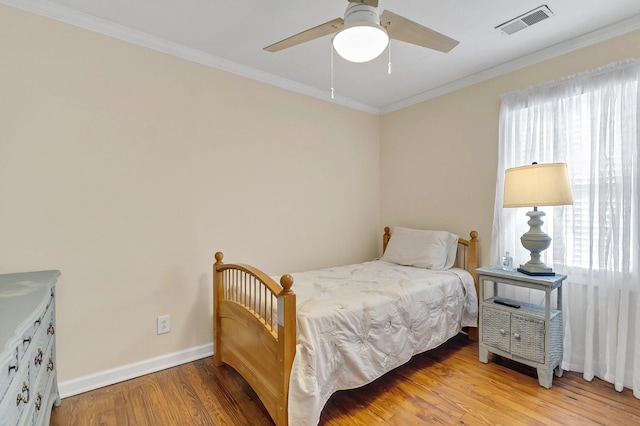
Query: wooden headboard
[[383, 226, 478, 276]]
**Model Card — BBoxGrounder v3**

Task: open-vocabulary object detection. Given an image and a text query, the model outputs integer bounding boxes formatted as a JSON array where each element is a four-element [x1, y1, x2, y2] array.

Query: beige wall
[[380, 29, 640, 265], [0, 5, 381, 380]]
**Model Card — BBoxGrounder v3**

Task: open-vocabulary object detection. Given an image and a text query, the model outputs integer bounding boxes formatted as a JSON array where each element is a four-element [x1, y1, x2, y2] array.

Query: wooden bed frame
[[213, 227, 479, 426]]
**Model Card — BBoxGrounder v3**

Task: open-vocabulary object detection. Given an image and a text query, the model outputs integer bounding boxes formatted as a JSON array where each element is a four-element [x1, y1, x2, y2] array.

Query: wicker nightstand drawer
[[481, 306, 511, 352], [511, 314, 545, 363]]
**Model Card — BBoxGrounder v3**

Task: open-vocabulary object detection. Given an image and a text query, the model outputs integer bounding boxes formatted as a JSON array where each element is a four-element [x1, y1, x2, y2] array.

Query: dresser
[[476, 266, 566, 388], [0, 271, 61, 425]]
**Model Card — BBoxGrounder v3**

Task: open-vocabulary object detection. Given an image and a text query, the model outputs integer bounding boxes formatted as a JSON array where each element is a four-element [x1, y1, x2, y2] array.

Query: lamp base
[[518, 209, 556, 276], [517, 265, 556, 276]]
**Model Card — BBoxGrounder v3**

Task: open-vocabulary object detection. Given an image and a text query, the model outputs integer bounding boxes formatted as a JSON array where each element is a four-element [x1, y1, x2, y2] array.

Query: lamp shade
[[332, 3, 389, 63], [503, 163, 573, 208]]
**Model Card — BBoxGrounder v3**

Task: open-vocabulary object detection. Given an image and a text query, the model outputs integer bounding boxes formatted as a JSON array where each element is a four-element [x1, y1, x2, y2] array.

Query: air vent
[[496, 5, 553, 36]]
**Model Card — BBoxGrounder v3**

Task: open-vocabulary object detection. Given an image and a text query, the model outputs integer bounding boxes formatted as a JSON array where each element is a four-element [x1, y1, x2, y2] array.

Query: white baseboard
[[58, 342, 214, 398]]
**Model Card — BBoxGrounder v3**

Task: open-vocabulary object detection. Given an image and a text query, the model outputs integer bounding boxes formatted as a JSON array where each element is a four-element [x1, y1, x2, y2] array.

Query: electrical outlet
[[157, 315, 170, 335]]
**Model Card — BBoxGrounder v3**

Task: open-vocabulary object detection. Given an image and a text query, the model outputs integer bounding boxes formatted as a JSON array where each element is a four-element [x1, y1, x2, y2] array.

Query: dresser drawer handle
[[8, 362, 19, 374], [34, 318, 42, 327], [35, 348, 44, 365], [514, 333, 521, 340], [47, 358, 54, 372], [16, 382, 30, 405], [23, 336, 32, 345], [47, 323, 55, 335], [499, 328, 506, 335], [35, 392, 43, 410]]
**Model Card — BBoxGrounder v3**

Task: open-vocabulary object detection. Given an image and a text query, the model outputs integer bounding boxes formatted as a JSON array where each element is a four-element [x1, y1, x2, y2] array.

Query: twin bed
[[213, 226, 479, 426]]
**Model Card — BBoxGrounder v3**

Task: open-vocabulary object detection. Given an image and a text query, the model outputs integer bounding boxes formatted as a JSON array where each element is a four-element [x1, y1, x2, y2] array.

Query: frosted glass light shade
[[333, 24, 389, 63], [332, 3, 389, 63], [503, 163, 573, 208]]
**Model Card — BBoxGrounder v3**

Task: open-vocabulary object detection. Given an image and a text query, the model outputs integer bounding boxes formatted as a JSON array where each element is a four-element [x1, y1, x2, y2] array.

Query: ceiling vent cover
[[496, 5, 553, 35]]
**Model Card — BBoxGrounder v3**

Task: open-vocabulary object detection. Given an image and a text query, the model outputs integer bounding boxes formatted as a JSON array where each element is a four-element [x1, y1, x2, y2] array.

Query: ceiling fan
[[264, 0, 459, 63]]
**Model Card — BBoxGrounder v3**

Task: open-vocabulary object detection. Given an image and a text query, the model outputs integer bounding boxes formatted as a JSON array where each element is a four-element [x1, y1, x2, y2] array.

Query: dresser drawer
[[32, 338, 56, 425], [0, 348, 20, 401], [17, 325, 36, 365], [0, 355, 31, 426], [481, 306, 511, 352], [30, 301, 55, 384], [16, 292, 52, 365]]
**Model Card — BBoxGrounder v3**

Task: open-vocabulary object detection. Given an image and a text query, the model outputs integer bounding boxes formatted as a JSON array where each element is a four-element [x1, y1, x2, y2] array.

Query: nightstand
[[476, 266, 567, 388]]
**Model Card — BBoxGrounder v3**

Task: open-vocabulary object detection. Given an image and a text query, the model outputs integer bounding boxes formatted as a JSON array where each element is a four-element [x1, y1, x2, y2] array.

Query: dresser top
[[0, 270, 60, 353]]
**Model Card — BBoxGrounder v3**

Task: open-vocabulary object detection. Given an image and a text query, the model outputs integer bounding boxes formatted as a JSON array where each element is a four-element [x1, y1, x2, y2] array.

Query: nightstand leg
[[537, 366, 553, 388], [479, 347, 489, 363]]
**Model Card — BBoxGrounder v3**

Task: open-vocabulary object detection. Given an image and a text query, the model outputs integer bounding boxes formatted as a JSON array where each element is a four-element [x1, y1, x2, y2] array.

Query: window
[[494, 62, 639, 283], [493, 59, 640, 398]]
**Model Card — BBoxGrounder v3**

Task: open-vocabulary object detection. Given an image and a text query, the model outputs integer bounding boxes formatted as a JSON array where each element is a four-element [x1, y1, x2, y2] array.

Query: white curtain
[[492, 59, 640, 398]]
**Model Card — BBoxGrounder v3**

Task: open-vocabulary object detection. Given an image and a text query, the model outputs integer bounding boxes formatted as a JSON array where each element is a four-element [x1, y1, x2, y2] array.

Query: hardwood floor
[[51, 334, 639, 425]]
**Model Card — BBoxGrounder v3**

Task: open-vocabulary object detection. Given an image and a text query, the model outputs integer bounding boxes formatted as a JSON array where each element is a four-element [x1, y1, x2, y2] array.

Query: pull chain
[[330, 39, 335, 99], [387, 42, 392, 75]]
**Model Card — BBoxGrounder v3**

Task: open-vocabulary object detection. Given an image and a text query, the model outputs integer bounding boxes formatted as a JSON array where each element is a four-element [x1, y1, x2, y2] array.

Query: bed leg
[[467, 326, 478, 341]]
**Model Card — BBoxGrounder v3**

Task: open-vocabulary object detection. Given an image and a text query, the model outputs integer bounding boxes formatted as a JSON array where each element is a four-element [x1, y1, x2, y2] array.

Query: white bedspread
[[285, 260, 478, 425]]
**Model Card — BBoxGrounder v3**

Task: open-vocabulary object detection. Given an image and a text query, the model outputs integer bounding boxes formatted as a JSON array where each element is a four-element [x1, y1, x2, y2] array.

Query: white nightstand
[[476, 266, 566, 388]]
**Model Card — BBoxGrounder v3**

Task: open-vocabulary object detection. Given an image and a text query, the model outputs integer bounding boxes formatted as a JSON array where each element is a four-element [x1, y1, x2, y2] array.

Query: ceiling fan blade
[[380, 10, 459, 53], [264, 18, 344, 52], [348, 0, 378, 7]]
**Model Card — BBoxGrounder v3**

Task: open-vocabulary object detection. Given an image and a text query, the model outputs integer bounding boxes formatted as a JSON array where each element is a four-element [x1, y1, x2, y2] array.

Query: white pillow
[[382, 227, 456, 270], [445, 232, 460, 269]]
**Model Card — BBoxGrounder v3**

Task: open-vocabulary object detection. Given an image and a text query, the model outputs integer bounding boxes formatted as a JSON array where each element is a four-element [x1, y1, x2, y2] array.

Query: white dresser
[[0, 271, 61, 426]]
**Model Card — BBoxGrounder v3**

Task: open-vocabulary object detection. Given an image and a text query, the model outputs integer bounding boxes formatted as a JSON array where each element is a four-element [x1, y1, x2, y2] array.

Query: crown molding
[[3, 1, 640, 116], [0, 0, 380, 115], [380, 13, 640, 114]]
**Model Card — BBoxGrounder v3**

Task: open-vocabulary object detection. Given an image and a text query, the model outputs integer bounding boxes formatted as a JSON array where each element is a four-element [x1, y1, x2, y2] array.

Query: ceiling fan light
[[332, 3, 389, 63], [333, 24, 389, 63]]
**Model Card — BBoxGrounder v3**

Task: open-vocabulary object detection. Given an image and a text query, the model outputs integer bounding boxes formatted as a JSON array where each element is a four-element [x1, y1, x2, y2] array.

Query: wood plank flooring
[[51, 334, 639, 425]]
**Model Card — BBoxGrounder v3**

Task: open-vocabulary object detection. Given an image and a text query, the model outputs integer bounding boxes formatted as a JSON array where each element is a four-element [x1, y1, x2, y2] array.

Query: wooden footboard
[[213, 253, 295, 426], [214, 228, 479, 426]]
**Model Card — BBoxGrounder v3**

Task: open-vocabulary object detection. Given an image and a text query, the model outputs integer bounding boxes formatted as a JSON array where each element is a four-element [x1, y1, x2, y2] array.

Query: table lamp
[[503, 162, 573, 276]]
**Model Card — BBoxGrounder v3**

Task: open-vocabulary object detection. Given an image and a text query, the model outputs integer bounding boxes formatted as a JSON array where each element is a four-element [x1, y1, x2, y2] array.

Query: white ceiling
[[6, 0, 640, 114]]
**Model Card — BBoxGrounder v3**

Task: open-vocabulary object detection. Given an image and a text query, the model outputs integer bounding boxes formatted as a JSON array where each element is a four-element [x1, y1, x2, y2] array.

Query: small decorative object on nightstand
[[476, 266, 566, 388]]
